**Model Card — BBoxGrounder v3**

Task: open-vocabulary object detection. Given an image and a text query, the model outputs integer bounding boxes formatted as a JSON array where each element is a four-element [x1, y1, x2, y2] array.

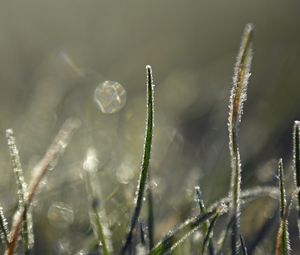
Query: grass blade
[[276, 159, 290, 255], [121, 65, 155, 254], [148, 184, 155, 250], [217, 215, 234, 255], [0, 207, 9, 245], [83, 148, 112, 255], [202, 208, 221, 255], [149, 206, 226, 255], [240, 234, 248, 255], [6, 129, 33, 254], [228, 23, 254, 255], [4, 118, 80, 255], [293, 121, 300, 237], [195, 186, 215, 254]]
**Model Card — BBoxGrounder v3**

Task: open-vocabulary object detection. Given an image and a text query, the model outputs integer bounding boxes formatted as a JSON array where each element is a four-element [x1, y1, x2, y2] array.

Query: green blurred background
[[0, 1, 299, 254]]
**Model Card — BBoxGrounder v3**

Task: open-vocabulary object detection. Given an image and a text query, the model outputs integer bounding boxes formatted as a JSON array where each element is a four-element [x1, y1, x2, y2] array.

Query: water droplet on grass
[[94, 80, 126, 114], [48, 202, 74, 228]]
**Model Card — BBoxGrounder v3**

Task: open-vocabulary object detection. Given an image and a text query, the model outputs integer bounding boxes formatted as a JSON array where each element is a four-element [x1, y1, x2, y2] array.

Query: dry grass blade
[[4, 118, 80, 255], [276, 159, 290, 255], [293, 121, 300, 237], [121, 65, 155, 254], [228, 23, 254, 255]]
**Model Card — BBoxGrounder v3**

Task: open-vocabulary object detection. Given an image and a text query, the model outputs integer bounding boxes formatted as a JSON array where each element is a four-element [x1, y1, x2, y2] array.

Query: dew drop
[[47, 202, 74, 228], [94, 80, 126, 114]]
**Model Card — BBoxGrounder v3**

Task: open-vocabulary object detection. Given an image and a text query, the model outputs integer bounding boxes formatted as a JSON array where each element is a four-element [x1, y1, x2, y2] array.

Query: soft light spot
[[94, 80, 126, 114]]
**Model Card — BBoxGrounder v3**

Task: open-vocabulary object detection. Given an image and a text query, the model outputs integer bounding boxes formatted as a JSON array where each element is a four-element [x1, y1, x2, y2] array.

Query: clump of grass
[[1, 23, 300, 255], [4, 118, 80, 255]]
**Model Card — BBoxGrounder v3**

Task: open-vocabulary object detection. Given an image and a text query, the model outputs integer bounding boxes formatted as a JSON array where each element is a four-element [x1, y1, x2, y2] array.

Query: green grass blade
[[239, 234, 248, 255], [195, 186, 215, 254], [293, 121, 300, 237], [6, 129, 33, 254], [217, 215, 234, 255], [149, 208, 225, 255], [83, 148, 112, 255], [121, 65, 155, 254], [148, 184, 155, 250], [276, 159, 290, 255], [0, 207, 9, 245], [202, 209, 221, 255], [228, 23, 254, 255], [195, 186, 206, 213]]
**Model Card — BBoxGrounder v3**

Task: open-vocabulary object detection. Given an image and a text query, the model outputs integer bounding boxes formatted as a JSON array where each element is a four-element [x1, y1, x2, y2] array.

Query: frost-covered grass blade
[[83, 148, 112, 255], [4, 118, 80, 255], [0, 207, 9, 245], [121, 65, 155, 254], [6, 129, 33, 254], [195, 186, 215, 254], [276, 159, 290, 255], [293, 121, 300, 237], [228, 23, 254, 255]]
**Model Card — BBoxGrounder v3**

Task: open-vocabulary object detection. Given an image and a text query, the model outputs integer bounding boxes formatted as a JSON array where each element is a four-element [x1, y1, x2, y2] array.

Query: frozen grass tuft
[[1, 24, 300, 255]]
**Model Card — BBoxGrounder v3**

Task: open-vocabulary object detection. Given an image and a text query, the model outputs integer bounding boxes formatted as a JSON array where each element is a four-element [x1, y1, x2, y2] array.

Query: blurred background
[[0, 1, 299, 254]]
